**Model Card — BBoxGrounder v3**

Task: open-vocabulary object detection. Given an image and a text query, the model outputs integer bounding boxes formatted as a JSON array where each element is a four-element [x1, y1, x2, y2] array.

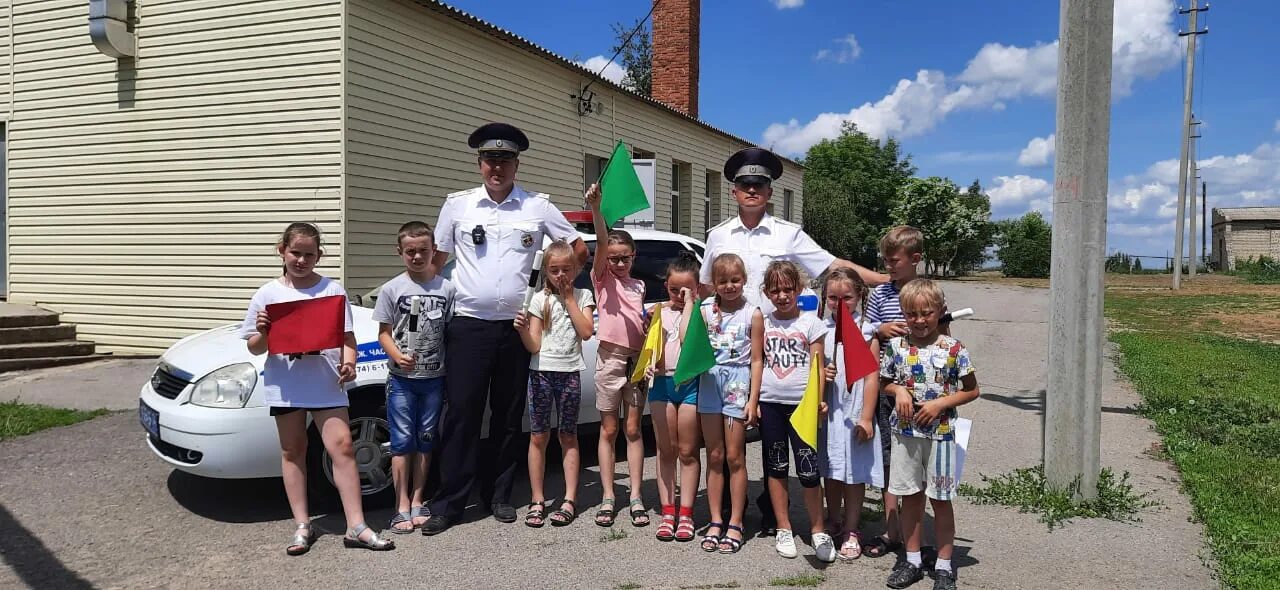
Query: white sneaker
[[775, 528, 798, 558], [813, 531, 837, 563]]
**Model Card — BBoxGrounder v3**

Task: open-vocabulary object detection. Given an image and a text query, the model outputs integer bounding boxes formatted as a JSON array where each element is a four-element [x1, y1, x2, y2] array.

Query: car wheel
[[306, 400, 395, 506]]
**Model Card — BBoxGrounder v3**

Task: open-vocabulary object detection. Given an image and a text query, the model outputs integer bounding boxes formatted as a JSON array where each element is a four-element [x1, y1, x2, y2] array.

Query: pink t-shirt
[[657, 304, 686, 376], [593, 269, 646, 350]]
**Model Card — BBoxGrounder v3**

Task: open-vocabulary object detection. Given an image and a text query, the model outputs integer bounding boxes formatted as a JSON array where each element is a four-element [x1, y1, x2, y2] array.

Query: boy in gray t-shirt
[[372, 221, 455, 532]]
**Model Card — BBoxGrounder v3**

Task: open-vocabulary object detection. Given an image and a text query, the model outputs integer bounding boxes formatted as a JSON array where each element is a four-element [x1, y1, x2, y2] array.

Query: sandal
[[701, 522, 724, 552], [862, 534, 901, 558], [549, 499, 577, 527], [285, 522, 314, 556], [389, 511, 415, 534], [718, 524, 745, 554], [410, 505, 429, 528], [674, 514, 696, 542], [594, 498, 617, 527], [525, 502, 548, 528], [838, 531, 863, 561], [343, 523, 395, 551], [629, 498, 650, 527], [655, 508, 676, 541]]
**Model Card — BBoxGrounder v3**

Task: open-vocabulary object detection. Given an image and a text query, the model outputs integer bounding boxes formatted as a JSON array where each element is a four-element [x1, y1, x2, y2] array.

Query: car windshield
[[356, 237, 699, 307]]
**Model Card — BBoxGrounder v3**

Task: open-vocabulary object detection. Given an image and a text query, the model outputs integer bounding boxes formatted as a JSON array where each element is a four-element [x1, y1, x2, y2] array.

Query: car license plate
[[139, 401, 160, 439]]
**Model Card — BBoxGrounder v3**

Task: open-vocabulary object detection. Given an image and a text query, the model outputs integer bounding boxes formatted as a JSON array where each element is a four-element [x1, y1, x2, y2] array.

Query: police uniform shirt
[[435, 185, 580, 321], [700, 213, 835, 309]]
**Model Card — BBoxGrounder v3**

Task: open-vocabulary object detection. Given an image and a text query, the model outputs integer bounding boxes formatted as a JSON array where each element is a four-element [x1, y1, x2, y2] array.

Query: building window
[[783, 189, 794, 221], [584, 154, 608, 192], [703, 172, 715, 235], [671, 163, 681, 233]]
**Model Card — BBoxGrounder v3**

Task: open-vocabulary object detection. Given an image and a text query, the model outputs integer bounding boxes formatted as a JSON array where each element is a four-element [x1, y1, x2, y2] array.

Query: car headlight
[[189, 363, 257, 408]]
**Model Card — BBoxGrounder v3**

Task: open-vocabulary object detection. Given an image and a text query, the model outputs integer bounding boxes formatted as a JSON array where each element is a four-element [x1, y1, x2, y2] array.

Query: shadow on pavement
[[166, 471, 294, 523], [0, 503, 94, 589]]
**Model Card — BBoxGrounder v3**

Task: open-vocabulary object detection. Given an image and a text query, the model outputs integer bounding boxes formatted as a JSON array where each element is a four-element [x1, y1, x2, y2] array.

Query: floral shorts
[[528, 370, 582, 434]]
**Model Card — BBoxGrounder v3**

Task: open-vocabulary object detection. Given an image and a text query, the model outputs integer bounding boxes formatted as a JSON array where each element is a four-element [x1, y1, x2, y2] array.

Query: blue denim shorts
[[648, 375, 697, 405], [386, 374, 444, 455], [698, 364, 750, 419]]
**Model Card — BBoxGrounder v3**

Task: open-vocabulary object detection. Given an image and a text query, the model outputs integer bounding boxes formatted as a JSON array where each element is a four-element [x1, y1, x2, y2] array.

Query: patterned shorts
[[527, 369, 582, 434], [888, 434, 959, 501]]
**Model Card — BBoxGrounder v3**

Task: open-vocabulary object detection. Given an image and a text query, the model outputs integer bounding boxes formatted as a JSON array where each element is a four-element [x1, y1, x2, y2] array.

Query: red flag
[[835, 298, 879, 389], [265, 295, 347, 355]]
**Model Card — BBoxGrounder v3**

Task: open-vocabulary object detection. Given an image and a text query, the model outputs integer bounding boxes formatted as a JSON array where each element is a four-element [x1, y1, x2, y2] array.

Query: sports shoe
[[932, 569, 957, 590], [774, 528, 798, 558], [886, 560, 924, 589], [813, 531, 837, 563]]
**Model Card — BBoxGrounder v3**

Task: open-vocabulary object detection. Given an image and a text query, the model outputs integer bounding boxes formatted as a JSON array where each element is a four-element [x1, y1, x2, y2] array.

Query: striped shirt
[[866, 282, 905, 328]]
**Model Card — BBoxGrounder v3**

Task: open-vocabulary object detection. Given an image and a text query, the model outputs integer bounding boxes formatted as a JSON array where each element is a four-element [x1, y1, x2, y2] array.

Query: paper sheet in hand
[[953, 417, 972, 483], [265, 294, 346, 355]]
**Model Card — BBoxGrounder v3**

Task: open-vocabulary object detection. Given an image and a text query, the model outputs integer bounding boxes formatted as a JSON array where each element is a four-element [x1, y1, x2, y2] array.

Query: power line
[[581, 0, 660, 96]]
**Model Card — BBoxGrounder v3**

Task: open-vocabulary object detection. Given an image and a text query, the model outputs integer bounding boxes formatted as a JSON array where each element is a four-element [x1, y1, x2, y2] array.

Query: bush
[[1234, 255, 1280, 284], [995, 212, 1052, 278]]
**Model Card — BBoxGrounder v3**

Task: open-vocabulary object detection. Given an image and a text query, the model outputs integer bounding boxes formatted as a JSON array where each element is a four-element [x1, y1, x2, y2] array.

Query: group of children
[[242, 190, 978, 590]]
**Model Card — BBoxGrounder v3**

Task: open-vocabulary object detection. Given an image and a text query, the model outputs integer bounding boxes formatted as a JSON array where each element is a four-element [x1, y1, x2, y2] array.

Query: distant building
[[1212, 207, 1280, 270], [0, 0, 805, 353]]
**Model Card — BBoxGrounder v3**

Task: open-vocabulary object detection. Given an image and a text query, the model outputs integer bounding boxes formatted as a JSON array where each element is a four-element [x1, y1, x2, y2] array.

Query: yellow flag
[[789, 354, 822, 448], [629, 303, 663, 383]]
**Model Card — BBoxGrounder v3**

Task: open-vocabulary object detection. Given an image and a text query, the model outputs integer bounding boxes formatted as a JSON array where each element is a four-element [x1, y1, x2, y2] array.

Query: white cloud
[[761, 0, 1183, 156], [930, 150, 1018, 164], [815, 34, 862, 64], [577, 55, 628, 86], [1017, 134, 1056, 167], [988, 175, 1052, 209], [772, 0, 804, 8]]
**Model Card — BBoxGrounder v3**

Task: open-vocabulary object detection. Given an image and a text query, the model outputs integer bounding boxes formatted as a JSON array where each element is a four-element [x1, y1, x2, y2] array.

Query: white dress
[[818, 312, 884, 486]]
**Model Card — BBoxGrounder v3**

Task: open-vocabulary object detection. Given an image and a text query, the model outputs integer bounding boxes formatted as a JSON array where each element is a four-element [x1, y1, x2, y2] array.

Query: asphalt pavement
[[0, 282, 1218, 589]]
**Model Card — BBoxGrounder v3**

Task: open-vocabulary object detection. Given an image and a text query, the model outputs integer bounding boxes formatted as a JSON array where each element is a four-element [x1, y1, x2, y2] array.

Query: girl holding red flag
[[241, 222, 394, 555], [818, 268, 884, 561]]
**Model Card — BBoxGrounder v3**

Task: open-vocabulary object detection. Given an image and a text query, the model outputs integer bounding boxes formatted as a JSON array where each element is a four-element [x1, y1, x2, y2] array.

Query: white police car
[[138, 229, 712, 499]]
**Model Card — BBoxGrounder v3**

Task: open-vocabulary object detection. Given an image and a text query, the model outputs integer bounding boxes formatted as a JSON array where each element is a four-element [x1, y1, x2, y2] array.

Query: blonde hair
[[879, 225, 924, 257], [540, 240, 579, 332], [898, 278, 946, 313]]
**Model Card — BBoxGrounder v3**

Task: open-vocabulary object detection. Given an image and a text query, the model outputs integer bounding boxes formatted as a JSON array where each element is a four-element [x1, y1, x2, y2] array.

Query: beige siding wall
[[7, 0, 343, 352], [0, 1, 11, 114], [1222, 223, 1280, 270], [344, 0, 804, 295]]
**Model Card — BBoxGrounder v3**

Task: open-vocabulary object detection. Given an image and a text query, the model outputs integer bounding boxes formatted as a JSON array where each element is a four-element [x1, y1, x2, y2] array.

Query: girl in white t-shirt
[[241, 223, 394, 554], [514, 240, 596, 528], [746, 260, 832, 562]]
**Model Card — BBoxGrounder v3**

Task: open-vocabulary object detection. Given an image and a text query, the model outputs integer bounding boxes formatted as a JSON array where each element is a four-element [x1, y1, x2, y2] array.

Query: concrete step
[[0, 304, 59, 329], [0, 354, 110, 373], [0, 324, 77, 345], [0, 340, 96, 360]]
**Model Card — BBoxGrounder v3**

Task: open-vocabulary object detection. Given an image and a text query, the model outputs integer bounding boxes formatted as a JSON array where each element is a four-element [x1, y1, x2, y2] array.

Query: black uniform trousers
[[429, 315, 530, 519]]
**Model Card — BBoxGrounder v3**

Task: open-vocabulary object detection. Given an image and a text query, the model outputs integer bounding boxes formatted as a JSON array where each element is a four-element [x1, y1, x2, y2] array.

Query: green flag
[[673, 299, 716, 386], [598, 141, 650, 226]]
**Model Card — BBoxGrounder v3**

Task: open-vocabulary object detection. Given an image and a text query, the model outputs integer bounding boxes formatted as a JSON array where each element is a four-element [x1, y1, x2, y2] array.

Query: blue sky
[[445, 0, 1279, 259]]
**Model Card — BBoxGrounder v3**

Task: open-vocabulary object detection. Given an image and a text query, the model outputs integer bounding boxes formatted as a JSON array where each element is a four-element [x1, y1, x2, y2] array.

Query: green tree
[[951, 179, 995, 273], [892, 177, 992, 276], [994, 212, 1053, 278], [610, 19, 651, 96], [801, 122, 916, 267]]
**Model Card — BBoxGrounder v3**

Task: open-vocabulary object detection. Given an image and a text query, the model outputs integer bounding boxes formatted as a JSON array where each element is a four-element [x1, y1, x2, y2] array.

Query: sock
[[936, 558, 952, 573], [906, 551, 922, 567], [661, 504, 676, 517], [678, 505, 693, 518]]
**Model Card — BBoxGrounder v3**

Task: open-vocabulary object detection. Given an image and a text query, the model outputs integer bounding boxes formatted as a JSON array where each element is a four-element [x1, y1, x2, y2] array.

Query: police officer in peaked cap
[[423, 122, 587, 534], [701, 147, 886, 537]]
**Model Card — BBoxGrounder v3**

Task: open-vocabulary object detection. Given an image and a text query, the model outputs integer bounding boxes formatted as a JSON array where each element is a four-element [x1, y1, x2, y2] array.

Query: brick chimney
[[651, 0, 699, 118]]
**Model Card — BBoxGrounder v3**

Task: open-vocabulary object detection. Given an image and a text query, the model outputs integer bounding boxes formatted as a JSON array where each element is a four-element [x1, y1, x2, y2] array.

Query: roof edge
[[409, 0, 804, 169]]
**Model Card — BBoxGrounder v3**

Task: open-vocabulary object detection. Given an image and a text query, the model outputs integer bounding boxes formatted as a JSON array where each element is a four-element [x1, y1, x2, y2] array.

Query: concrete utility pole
[[1172, 1, 1208, 289], [1045, 0, 1112, 500], [1189, 123, 1201, 277], [1201, 181, 1208, 269]]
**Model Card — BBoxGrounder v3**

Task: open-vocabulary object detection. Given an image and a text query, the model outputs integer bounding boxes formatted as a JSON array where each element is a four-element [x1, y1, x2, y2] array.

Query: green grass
[[958, 465, 1158, 531], [1107, 290, 1280, 590], [0, 400, 109, 441], [768, 574, 824, 588], [599, 527, 629, 543], [1231, 255, 1280, 284]]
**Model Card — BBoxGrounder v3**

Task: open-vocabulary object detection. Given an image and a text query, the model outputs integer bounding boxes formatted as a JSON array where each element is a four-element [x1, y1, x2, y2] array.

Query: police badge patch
[[521, 232, 534, 248]]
